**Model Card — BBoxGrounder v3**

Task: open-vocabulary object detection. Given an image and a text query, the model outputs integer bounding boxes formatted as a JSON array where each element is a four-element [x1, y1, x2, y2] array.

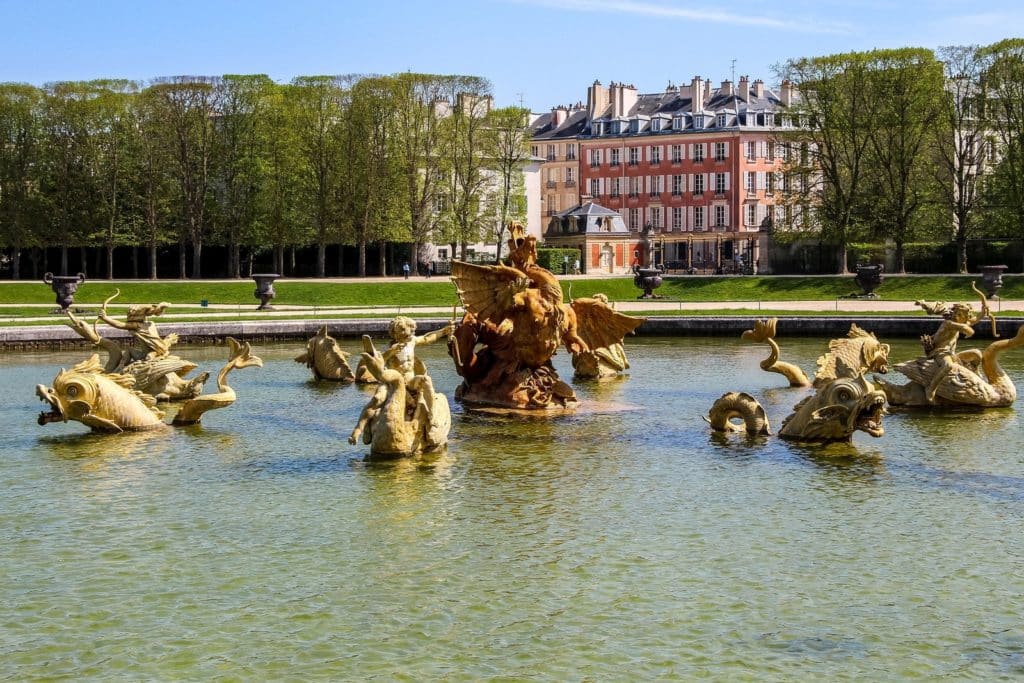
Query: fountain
[[252, 273, 279, 310], [43, 272, 85, 313]]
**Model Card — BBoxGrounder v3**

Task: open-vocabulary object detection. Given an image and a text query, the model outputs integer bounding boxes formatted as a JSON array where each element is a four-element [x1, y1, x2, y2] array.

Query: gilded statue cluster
[[711, 281, 1023, 443], [29, 223, 1024, 457]]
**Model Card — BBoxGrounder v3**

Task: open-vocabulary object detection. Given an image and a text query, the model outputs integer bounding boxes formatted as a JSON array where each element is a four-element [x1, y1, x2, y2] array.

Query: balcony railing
[[565, 180, 576, 188], [546, 154, 556, 161], [610, 160, 621, 167], [590, 161, 601, 168], [628, 160, 639, 166], [546, 181, 557, 188]]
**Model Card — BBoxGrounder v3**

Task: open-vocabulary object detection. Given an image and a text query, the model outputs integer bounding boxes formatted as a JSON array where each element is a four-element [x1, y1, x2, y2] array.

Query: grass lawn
[[2, 274, 1021, 307]]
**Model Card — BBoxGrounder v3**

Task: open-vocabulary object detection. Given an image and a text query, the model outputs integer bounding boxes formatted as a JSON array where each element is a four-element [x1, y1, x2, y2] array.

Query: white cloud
[[509, 0, 852, 33]]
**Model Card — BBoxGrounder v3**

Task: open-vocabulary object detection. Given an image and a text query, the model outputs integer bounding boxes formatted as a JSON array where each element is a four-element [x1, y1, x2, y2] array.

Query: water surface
[[2, 335, 1024, 680]]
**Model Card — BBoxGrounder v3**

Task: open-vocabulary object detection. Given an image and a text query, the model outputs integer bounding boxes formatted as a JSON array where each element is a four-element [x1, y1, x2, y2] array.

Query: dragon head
[[780, 374, 887, 442]]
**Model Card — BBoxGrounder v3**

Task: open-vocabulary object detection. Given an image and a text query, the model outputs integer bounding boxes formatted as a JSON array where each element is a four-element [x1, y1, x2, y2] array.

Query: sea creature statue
[[707, 325, 889, 443], [740, 318, 810, 387], [570, 293, 644, 380], [778, 325, 888, 442], [705, 391, 771, 435], [64, 291, 207, 401], [348, 316, 454, 456], [449, 223, 641, 410], [876, 285, 1024, 408], [36, 337, 262, 433], [295, 326, 355, 382]]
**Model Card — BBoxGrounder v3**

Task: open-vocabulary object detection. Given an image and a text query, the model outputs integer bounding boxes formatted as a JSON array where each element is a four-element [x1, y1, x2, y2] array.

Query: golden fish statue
[[295, 326, 355, 382], [36, 338, 261, 433]]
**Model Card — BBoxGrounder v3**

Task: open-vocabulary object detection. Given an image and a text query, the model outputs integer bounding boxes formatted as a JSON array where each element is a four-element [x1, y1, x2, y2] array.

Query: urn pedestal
[[252, 273, 280, 310], [980, 265, 1007, 299], [853, 263, 884, 298], [43, 272, 85, 313], [633, 267, 664, 299]]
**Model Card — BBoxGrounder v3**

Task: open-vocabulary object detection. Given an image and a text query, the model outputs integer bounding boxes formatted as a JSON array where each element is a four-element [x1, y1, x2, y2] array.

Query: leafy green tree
[[289, 76, 347, 276], [146, 76, 220, 278], [132, 88, 176, 279], [484, 105, 531, 263], [0, 83, 44, 279], [776, 53, 877, 273], [935, 44, 995, 272], [258, 82, 303, 276], [437, 77, 494, 261], [862, 48, 945, 273], [214, 74, 274, 278], [979, 38, 1024, 269], [84, 80, 141, 279], [346, 75, 408, 275]]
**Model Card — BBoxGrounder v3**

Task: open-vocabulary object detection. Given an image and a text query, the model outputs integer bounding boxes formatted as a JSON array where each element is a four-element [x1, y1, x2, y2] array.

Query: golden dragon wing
[[451, 261, 529, 325], [570, 298, 644, 350]]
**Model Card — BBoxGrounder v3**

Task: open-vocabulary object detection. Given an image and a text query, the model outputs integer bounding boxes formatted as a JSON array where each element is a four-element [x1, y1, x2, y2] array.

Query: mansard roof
[[555, 201, 620, 219], [531, 108, 589, 140]]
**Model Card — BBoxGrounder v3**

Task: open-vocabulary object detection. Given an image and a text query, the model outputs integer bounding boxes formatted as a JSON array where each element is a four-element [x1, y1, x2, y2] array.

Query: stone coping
[[2, 316, 1021, 350]]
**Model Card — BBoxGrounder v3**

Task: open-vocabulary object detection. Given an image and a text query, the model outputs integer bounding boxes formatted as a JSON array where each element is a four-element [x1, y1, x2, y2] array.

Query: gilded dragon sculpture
[[570, 293, 643, 380], [741, 318, 810, 387], [449, 224, 641, 411]]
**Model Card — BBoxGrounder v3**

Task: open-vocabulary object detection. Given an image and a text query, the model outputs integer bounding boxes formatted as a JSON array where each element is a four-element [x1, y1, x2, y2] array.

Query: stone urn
[[43, 272, 85, 313], [252, 273, 280, 310], [980, 265, 1007, 299], [853, 263, 884, 298], [633, 266, 664, 299]]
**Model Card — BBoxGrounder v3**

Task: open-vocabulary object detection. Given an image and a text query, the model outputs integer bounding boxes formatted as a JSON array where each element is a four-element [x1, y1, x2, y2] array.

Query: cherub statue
[[349, 316, 454, 451], [877, 284, 1024, 408]]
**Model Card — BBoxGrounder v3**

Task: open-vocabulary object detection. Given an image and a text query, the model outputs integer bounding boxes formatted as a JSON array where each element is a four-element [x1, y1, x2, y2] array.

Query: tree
[[484, 105, 531, 263], [346, 75, 407, 276], [0, 83, 44, 280], [289, 76, 346, 277], [391, 73, 455, 271], [84, 80, 141, 279], [980, 39, 1024, 270], [214, 74, 274, 278], [132, 88, 176, 279], [146, 76, 220, 278], [935, 44, 994, 273], [257, 81, 302, 276], [777, 53, 877, 273], [862, 48, 946, 273], [437, 77, 494, 261]]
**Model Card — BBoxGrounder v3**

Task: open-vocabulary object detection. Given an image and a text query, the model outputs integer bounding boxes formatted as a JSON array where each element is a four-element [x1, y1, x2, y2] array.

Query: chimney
[[720, 79, 733, 97], [704, 78, 712, 103], [780, 79, 794, 107], [690, 76, 704, 112], [752, 79, 765, 99], [552, 106, 568, 127], [738, 75, 750, 101], [587, 79, 609, 119]]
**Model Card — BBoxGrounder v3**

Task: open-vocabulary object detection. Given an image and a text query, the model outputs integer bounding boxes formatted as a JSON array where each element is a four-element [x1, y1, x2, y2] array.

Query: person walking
[[402, 262, 410, 279], [572, 258, 581, 275]]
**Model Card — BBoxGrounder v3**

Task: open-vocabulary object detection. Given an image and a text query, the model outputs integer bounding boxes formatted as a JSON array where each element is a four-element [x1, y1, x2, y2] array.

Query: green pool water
[[2, 336, 1024, 680]]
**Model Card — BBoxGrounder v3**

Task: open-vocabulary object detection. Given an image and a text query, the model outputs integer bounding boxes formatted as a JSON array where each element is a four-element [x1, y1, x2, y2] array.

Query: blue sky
[[1, 0, 1021, 111]]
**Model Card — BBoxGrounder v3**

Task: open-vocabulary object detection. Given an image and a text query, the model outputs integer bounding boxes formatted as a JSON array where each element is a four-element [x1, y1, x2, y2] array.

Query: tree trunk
[[379, 242, 387, 276], [956, 234, 968, 274], [317, 242, 326, 278], [132, 247, 139, 279], [107, 244, 114, 279], [150, 244, 158, 280], [358, 240, 366, 277], [290, 246, 296, 274], [836, 243, 848, 275], [11, 245, 20, 280], [191, 240, 202, 279], [894, 240, 906, 274]]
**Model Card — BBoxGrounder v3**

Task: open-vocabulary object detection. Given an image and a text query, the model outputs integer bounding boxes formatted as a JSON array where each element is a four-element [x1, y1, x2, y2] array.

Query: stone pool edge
[[3, 316, 1022, 350]]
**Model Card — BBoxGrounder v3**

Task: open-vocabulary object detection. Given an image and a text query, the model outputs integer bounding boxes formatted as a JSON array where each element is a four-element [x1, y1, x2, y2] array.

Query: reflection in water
[[2, 338, 1024, 680]]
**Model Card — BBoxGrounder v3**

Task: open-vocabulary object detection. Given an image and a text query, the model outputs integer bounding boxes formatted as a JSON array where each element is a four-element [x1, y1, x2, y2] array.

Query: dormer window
[[716, 113, 728, 127], [673, 116, 684, 130], [694, 115, 704, 129], [631, 119, 641, 133], [651, 118, 661, 132]]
